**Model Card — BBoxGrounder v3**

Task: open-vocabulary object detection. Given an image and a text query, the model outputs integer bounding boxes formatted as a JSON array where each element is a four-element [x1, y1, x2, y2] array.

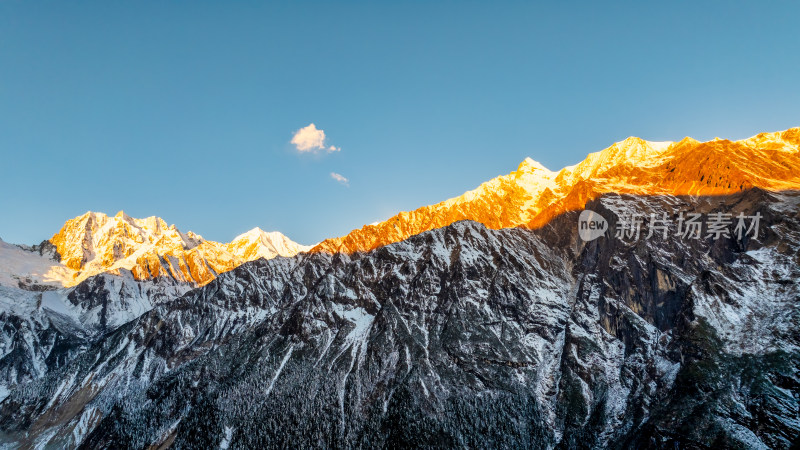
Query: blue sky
[[1, 1, 798, 245]]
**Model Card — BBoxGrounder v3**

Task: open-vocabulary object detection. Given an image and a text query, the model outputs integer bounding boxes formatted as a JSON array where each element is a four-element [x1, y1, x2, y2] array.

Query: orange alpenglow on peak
[[312, 127, 800, 254], [48, 212, 310, 287]]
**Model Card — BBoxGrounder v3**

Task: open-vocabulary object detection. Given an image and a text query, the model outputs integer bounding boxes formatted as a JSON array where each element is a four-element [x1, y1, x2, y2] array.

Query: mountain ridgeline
[[0, 128, 798, 448]]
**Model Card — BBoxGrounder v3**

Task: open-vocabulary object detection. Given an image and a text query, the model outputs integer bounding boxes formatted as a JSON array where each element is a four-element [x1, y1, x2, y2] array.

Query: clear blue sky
[[1, 1, 798, 245]]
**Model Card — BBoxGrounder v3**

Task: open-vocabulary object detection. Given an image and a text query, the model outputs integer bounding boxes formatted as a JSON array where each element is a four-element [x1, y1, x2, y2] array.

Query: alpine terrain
[[0, 213, 310, 408], [0, 128, 798, 448]]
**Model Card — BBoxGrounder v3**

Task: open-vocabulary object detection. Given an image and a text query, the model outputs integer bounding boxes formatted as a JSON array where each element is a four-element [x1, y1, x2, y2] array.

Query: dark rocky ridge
[[0, 274, 190, 403], [1, 188, 798, 448]]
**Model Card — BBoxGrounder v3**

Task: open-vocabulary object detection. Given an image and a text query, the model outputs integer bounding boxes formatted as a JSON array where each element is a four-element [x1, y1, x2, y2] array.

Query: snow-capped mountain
[[0, 214, 309, 405], [227, 227, 314, 262], [313, 128, 800, 253], [2, 186, 797, 448], [1, 128, 798, 448], [2, 211, 311, 289]]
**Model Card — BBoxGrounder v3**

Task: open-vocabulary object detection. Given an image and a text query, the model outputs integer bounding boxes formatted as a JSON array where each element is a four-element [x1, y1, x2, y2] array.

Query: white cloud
[[291, 123, 340, 153], [330, 172, 349, 186]]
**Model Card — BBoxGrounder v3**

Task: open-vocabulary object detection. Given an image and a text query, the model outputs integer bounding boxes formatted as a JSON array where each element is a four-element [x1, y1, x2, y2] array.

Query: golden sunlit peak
[[312, 126, 800, 254], [517, 157, 551, 173], [611, 136, 674, 157], [40, 211, 311, 287]]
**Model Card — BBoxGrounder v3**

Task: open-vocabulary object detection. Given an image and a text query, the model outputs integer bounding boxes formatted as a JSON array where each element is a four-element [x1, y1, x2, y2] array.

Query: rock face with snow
[[1, 186, 797, 448], [1, 128, 799, 448], [0, 215, 308, 406], [0, 275, 192, 404]]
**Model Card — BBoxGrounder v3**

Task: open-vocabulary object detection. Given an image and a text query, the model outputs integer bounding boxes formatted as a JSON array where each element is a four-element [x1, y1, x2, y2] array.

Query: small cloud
[[330, 172, 349, 186], [291, 123, 340, 154]]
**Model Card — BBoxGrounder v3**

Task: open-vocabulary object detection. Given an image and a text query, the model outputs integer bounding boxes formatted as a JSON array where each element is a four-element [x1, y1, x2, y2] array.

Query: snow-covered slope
[[0, 286, 87, 403], [0, 238, 70, 290]]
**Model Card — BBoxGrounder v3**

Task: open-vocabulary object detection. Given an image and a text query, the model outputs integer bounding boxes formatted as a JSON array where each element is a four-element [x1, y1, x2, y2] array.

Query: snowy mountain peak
[[313, 127, 800, 253], [616, 136, 673, 155], [50, 211, 178, 272], [228, 228, 312, 261], [1, 213, 310, 289], [232, 227, 270, 240], [517, 157, 551, 173]]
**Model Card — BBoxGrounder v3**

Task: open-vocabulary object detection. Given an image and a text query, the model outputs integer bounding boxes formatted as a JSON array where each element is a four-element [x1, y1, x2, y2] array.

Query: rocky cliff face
[[0, 274, 191, 404], [1, 187, 797, 448]]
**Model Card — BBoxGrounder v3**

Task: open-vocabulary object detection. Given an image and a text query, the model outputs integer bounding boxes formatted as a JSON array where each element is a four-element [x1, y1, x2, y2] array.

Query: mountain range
[[0, 127, 798, 448], [313, 128, 800, 253], [1, 211, 311, 289]]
